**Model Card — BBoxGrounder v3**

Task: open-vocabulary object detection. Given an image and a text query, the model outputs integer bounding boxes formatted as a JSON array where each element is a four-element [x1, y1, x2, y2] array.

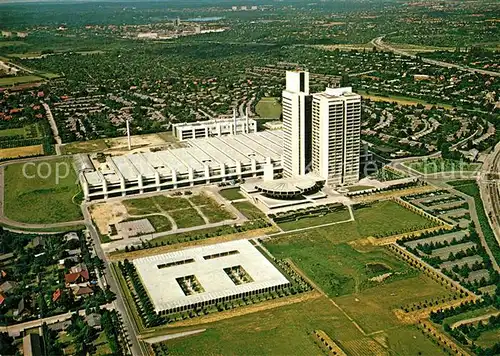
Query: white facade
[[282, 70, 311, 177], [311, 87, 361, 186], [173, 116, 257, 141], [80, 131, 283, 201]]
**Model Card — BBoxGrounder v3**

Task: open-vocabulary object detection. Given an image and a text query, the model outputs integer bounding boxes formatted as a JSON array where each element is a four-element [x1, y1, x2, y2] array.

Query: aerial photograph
[[0, 0, 498, 355]]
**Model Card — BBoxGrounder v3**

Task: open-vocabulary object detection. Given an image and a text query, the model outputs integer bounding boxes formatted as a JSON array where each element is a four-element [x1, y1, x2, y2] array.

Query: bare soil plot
[[90, 201, 128, 235]]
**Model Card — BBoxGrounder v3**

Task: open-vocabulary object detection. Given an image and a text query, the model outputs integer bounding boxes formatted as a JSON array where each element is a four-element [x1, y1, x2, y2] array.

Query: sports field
[[255, 97, 282, 119], [3, 157, 83, 223]]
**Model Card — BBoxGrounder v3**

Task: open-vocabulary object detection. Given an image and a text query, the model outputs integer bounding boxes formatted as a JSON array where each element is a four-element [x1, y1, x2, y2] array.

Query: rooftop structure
[[133, 240, 290, 314], [79, 130, 283, 201], [255, 176, 321, 199], [173, 115, 257, 141]]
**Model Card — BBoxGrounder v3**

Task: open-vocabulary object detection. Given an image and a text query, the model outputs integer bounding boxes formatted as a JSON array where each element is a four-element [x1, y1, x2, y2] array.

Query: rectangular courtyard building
[[79, 130, 283, 201], [133, 240, 290, 315]]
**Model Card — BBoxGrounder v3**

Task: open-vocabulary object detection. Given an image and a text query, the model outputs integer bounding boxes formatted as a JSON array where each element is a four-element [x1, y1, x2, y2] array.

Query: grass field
[[406, 158, 481, 174], [255, 97, 282, 119], [335, 275, 451, 333], [475, 328, 500, 348], [0, 144, 43, 159], [199, 203, 234, 223], [169, 207, 205, 228], [278, 208, 351, 231], [345, 185, 374, 192], [233, 201, 267, 220], [122, 197, 159, 215], [161, 296, 447, 356], [0, 75, 44, 86], [147, 215, 172, 233], [218, 187, 244, 201], [265, 200, 436, 297], [60, 139, 110, 154], [4, 158, 83, 224], [266, 236, 418, 297]]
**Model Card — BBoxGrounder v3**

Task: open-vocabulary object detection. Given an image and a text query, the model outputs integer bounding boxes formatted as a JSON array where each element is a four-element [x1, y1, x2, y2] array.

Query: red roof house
[[52, 288, 61, 302], [64, 270, 89, 285]]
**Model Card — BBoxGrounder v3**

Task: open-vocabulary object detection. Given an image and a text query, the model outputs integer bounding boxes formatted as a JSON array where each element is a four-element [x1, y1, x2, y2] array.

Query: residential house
[[64, 269, 89, 286]]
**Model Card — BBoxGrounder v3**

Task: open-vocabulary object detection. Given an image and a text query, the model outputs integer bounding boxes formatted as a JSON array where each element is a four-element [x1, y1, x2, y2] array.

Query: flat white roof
[[133, 240, 290, 313], [82, 130, 284, 187]]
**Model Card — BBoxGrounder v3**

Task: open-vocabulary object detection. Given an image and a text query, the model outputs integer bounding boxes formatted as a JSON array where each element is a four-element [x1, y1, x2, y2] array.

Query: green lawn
[[199, 203, 234, 223], [265, 200, 438, 297], [442, 306, 499, 326], [169, 207, 205, 229], [0, 75, 44, 86], [233, 201, 267, 220], [266, 236, 418, 297], [0, 127, 25, 137], [148, 215, 172, 233], [278, 208, 351, 231], [4, 158, 83, 224], [353, 200, 436, 237], [335, 275, 451, 333], [405, 158, 481, 174], [60, 139, 109, 154], [155, 195, 191, 210], [161, 296, 446, 356], [218, 187, 244, 201], [475, 328, 500, 348], [122, 197, 159, 215], [255, 97, 282, 119]]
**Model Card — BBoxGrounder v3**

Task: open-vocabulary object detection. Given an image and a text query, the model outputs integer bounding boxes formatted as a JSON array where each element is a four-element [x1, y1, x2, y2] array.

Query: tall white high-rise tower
[[311, 87, 361, 185], [282, 70, 312, 177]]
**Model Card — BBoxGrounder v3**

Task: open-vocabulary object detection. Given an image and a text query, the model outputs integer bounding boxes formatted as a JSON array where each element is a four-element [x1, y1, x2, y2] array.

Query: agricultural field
[[0, 144, 43, 159], [255, 97, 282, 119], [3, 157, 83, 224], [405, 159, 481, 174]]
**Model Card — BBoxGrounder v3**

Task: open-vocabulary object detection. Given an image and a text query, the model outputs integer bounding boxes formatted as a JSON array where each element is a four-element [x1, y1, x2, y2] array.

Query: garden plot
[[462, 269, 490, 283], [404, 231, 468, 249], [439, 255, 483, 270], [430, 241, 477, 259]]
